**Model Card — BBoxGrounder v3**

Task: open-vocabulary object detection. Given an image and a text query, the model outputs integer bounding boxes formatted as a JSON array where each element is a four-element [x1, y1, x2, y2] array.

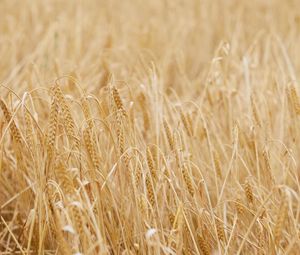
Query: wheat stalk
[[0, 99, 22, 145]]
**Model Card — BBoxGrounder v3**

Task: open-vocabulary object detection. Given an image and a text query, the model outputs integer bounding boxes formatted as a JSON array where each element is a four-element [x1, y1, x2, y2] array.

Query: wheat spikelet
[[56, 161, 75, 197], [163, 119, 174, 150], [180, 109, 193, 137], [146, 146, 157, 180], [262, 149, 274, 184], [175, 206, 184, 231], [56, 162, 84, 239], [112, 86, 127, 117], [142, 107, 150, 132], [216, 217, 225, 242], [48, 199, 72, 255], [198, 125, 207, 141], [123, 152, 130, 173], [182, 166, 195, 196], [83, 128, 100, 172], [288, 85, 300, 114], [116, 112, 125, 155], [150, 146, 158, 168], [52, 85, 73, 124], [213, 150, 222, 179], [183, 217, 191, 236], [197, 233, 210, 255], [133, 164, 142, 188], [244, 179, 254, 205], [70, 202, 84, 238], [46, 98, 59, 157], [0, 99, 22, 145], [117, 127, 125, 155], [183, 247, 193, 255], [173, 132, 181, 167], [274, 195, 288, 244], [235, 199, 244, 216], [53, 84, 79, 148], [138, 194, 148, 215], [138, 93, 150, 131], [257, 227, 266, 254], [262, 150, 271, 172], [24, 108, 34, 152], [186, 112, 194, 136], [81, 96, 93, 130], [145, 173, 155, 207], [68, 71, 77, 88], [169, 212, 175, 227]]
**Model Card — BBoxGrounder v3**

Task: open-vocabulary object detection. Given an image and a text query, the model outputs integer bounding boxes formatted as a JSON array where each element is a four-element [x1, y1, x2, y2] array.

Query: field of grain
[[0, 0, 300, 254]]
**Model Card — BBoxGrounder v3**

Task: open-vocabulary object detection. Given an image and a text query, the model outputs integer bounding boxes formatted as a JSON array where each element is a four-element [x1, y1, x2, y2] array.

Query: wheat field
[[0, 0, 300, 254]]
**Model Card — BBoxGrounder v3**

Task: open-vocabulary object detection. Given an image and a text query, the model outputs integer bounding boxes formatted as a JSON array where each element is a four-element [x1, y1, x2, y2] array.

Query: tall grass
[[0, 0, 300, 254]]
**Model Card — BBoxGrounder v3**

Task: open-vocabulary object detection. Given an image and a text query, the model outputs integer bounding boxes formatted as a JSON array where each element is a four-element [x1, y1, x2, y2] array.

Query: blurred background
[[0, 0, 299, 94]]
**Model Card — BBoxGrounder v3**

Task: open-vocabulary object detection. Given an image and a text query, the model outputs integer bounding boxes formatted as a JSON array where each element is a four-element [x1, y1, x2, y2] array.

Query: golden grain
[[0, 99, 22, 145], [1, 2, 299, 254], [182, 165, 195, 196]]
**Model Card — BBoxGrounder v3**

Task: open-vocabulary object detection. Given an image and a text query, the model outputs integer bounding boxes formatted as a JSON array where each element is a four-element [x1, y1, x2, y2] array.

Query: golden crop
[[0, 0, 299, 254]]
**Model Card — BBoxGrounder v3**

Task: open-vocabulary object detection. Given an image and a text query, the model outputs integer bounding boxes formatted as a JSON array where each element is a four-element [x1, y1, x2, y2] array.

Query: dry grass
[[0, 0, 300, 254]]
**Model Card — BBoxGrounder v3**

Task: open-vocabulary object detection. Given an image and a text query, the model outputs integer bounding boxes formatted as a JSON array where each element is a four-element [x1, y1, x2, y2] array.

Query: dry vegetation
[[1, 0, 300, 254]]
